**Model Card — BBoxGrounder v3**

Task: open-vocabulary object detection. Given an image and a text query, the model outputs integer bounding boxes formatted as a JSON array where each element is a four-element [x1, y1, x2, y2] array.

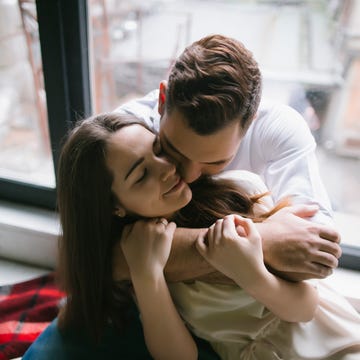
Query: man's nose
[[180, 160, 202, 183]]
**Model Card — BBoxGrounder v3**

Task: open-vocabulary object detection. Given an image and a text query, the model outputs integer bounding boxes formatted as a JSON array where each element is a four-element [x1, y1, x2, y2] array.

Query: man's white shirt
[[114, 90, 333, 225]]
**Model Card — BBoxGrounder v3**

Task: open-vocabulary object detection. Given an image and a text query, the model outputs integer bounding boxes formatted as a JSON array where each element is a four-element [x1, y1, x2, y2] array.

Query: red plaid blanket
[[0, 273, 65, 360]]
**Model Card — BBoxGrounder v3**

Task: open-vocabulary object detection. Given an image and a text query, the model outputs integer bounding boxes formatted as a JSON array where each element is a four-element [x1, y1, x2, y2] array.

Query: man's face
[[159, 109, 244, 183]]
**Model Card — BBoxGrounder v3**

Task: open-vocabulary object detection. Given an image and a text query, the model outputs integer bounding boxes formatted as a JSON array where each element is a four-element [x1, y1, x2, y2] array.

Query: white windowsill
[[0, 257, 50, 286], [0, 199, 59, 269], [0, 200, 359, 312]]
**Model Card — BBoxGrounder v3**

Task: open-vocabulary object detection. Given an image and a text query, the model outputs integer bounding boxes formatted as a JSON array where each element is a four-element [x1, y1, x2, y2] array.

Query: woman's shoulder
[[213, 170, 267, 194], [213, 170, 274, 214]]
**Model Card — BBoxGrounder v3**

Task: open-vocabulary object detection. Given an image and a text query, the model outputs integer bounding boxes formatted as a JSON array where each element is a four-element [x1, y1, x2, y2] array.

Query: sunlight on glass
[[88, 0, 360, 245], [0, 0, 55, 188]]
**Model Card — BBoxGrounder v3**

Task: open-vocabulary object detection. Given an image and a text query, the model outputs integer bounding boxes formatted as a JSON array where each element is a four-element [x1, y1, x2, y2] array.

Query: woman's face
[[106, 124, 192, 218]]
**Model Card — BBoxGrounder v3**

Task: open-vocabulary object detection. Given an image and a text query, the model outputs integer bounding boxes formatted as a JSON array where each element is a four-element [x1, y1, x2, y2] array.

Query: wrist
[[233, 262, 270, 293], [131, 266, 165, 284], [245, 267, 274, 297], [255, 222, 271, 259]]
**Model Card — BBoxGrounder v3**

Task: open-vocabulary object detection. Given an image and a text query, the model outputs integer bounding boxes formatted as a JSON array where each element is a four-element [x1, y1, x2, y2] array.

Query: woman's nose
[[160, 158, 176, 181]]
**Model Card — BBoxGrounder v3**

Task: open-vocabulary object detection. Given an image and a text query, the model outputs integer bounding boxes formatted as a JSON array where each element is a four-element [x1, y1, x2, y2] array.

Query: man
[[113, 34, 341, 283], [23, 34, 341, 360]]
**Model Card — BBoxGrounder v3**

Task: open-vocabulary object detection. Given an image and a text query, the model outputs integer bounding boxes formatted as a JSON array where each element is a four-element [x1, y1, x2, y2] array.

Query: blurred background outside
[[0, 0, 359, 235]]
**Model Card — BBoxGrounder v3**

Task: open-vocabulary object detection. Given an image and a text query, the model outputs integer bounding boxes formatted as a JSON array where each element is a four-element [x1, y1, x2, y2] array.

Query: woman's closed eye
[[135, 169, 147, 184]]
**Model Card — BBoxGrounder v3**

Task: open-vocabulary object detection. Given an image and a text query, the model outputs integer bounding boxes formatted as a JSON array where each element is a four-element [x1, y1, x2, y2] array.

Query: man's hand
[[257, 204, 342, 281]]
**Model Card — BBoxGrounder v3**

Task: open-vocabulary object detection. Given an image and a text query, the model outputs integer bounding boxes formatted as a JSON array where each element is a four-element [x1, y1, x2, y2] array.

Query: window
[[0, 0, 358, 269], [0, 1, 53, 188], [87, 0, 360, 269], [0, 0, 91, 208]]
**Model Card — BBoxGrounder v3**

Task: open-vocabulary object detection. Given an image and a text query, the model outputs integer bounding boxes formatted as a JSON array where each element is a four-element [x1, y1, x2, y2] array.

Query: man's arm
[[250, 104, 341, 280], [257, 204, 341, 281], [113, 226, 235, 284], [165, 227, 244, 284], [214, 170, 342, 281], [112, 227, 213, 282], [164, 205, 339, 283], [112, 204, 341, 284], [164, 227, 214, 282]]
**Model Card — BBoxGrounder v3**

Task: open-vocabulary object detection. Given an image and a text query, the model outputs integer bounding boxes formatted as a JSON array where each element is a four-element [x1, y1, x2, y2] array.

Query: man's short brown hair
[[166, 34, 262, 135]]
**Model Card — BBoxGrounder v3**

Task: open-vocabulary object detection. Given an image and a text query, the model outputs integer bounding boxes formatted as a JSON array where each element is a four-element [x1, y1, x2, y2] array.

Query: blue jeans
[[23, 304, 219, 360]]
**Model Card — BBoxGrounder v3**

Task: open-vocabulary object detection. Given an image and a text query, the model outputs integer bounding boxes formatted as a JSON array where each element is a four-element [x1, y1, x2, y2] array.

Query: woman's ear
[[158, 81, 167, 116], [113, 206, 126, 218]]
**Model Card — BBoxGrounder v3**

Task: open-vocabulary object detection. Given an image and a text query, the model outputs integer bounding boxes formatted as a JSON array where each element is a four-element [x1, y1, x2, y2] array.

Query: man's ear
[[158, 80, 167, 116], [113, 206, 126, 218]]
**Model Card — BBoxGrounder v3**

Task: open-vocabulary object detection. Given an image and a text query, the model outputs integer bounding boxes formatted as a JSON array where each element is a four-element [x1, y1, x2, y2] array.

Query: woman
[[56, 113, 196, 358], [57, 112, 360, 360]]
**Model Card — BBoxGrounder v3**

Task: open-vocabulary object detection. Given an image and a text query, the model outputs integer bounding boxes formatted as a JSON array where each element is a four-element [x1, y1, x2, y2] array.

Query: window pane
[[88, 0, 360, 246], [0, 0, 55, 188]]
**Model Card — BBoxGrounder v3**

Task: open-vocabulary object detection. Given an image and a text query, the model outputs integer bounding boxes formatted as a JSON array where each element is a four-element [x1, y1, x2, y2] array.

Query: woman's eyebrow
[[125, 158, 144, 180]]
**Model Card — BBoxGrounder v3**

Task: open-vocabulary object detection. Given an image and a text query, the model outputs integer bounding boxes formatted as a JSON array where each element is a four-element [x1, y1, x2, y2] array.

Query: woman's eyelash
[[136, 169, 147, 183]]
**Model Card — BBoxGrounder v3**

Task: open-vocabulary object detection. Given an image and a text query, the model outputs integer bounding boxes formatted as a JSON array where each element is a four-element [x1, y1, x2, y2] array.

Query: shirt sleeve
[[257, 104, 333, 225], [112, 89, 160, 132]]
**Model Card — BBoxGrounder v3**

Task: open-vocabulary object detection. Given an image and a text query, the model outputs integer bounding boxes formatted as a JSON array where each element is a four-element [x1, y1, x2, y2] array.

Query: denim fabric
[[23, 305, 219, 360]]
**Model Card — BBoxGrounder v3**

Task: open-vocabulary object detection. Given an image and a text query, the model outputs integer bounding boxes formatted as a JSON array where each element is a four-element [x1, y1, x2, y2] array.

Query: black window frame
[[0, 0, 91, 209]]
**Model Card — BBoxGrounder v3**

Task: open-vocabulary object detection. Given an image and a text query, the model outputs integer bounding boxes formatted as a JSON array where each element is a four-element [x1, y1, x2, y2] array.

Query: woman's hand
[[121, 218, 176, 279], [196, 215, 267, 288]]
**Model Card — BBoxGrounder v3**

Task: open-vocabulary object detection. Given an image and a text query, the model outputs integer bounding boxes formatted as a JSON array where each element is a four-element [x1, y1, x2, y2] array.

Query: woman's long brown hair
[[57, 113, 289, 342], [56, 113, 147, 341], [174, 175, 289, 228]]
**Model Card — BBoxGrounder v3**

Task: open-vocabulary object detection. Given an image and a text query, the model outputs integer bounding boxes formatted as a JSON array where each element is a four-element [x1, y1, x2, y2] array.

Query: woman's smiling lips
[[163, 178, 185, 196]]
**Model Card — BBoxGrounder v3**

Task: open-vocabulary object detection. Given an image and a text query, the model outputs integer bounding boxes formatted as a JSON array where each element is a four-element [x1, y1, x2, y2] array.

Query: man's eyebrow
[[125, 158, 144, 180], [162, 133, 232, 165]]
